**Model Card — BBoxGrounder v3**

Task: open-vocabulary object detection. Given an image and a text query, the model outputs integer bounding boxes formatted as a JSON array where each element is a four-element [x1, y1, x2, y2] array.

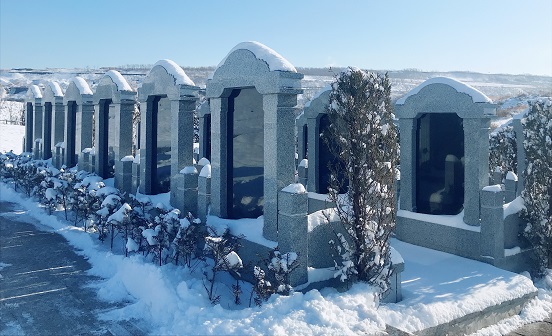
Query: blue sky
[[1, 0, 551, 75]]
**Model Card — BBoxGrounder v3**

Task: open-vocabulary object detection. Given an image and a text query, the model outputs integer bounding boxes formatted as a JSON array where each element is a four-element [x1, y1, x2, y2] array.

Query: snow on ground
[[0, 124, 24, 154], [1, 178, 549, 335], [380, 239, 538, 333]]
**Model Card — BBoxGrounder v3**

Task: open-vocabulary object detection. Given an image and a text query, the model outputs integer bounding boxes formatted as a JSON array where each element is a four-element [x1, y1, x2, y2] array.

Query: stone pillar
[[52, 100, 65, 163], [298, 159, 308, 189], [180, 166, 198, 215], [82, 151, 91, 173], [34, 139, 41, 159], [492, 168, 502, 185], [132, 150, 140, 195], [480, 185, 505, 260], [512, 118, 525, 196], [54, 144, 62, 168], [306, 116, 319, 192], [170, 98, 196, 208], [76, 102, 94, 171], [120, 158, 133, 196], [197, 164, 212, 225], [210, 97, 229, 218], [278, 184, 308, 287], [114, 100, 135, 191], [504, 172, 518, 203], [24, 103, 33, 153], [139, 100, 152, 194], [263, 94, 298, 240], [463, 118, 490, 226], [33, 103, 43, 159], [398, 118, 416, 211], [42, 104, 53, 160]]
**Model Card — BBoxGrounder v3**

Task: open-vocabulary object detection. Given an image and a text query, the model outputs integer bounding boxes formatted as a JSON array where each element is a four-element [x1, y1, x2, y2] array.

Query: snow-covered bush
[[250, 266, 274, 307], [323, 68, 399, 294], [267, 249, 299, 296], [489, 125, 517, 178], [95, 188, 123, 247], [172, 212, 203, 267], [203, 226, 243, 304], [107, 202, 133, 256], [521, 98, 552, 272]]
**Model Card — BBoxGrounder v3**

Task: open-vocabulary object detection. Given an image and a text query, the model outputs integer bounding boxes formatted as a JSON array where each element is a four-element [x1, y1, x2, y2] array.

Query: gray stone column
[[24, 103, 33, 153], [210, 97, 229, 218], [263, 94, 298, 240], [306, 117, 319, 192], [480, 186, 505, 259], [278, 184, 308, 287], [463, 118, 490, 226], [132, 151, 140, 195], [114, 101, 135, 191], [398, 118, 416, 211], [298, 159, 308, 189], [76, 102, 94, 171], [33, 104, 43, 159], [54, 144, 62, 168], [513, 118, 525, 196], [52, 100, 65, 162], [82, 151, 91, 173], [170, 98, 196, 208], [180, 167, 198, 215], [197, 164, 212, 225], [139, 100, 153, 194], [504, 172, 518, 203], [120, 159, 134, 195]]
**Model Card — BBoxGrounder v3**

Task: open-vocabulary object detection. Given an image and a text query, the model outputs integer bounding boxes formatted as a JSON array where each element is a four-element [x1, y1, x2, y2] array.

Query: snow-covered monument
[[394, 77, 533, 272], [92, 70, 136, 194], [63, 77, 94, 171], [137, 59, 200, 211], [41, 81, 65, 167]]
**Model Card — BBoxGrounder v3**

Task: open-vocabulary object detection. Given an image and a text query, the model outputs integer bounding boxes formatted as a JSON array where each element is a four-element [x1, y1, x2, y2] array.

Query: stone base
[[388, 292, 537, 336]]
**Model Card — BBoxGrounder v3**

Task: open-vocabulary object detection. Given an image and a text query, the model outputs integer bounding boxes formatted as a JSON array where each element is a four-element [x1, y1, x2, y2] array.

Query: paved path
[[0, 201, 147, 336]]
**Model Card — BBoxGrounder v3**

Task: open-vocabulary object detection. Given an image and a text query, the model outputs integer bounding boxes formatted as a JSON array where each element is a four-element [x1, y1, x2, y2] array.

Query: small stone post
[[278, 183, 308, 287], [82, 150, 91, 173], [34, 139, 41, 159], [54, 145, 62, 168], [132, 151, 140, 196], [298, 159, 308, 190], [120, 157, 134, 196], [492, 167, 502, 185], [180, 166, 198, 215], [504, 171, 518, 203], [197, 164, 212, 224], [480, 185, 505, 260]]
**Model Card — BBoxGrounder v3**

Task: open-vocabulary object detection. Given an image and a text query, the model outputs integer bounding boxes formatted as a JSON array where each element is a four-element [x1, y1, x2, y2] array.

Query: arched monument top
[[138, 59, 199, 101], [395, 77, 495, 119], [26, 84, 43, 100], [207, 41, 303, 97], [64, 77, 93, 104], [151, 59, 195, 86], [94, 70, 136, 103]]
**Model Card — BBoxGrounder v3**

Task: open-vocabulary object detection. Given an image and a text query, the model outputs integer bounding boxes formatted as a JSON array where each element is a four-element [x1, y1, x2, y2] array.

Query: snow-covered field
[[0, 124, 24, 154]]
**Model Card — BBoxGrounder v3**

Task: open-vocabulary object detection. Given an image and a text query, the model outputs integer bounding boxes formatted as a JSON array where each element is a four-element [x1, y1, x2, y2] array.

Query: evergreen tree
[[324, 67, 399, 294], [521, 98, 552, 271], [489, 125, 517, 177]]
